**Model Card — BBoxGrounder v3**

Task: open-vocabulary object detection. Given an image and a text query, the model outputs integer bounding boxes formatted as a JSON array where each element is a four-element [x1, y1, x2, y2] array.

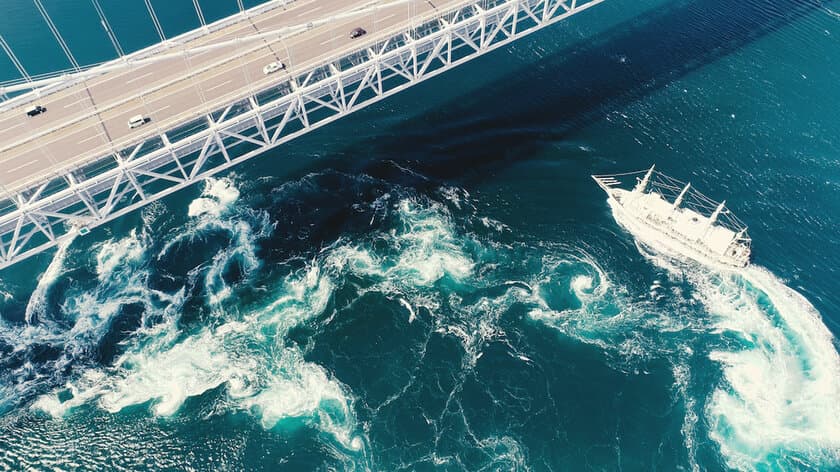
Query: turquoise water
[[1, 0, 840, 470]]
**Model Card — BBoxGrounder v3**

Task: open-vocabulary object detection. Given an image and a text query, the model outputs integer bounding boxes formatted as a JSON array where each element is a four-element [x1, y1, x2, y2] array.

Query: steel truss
[[0, 0, 603, 270]]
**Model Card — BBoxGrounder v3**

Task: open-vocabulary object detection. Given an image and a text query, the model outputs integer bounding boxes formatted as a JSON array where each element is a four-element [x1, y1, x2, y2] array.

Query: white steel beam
[[0, 0, 605, 271]]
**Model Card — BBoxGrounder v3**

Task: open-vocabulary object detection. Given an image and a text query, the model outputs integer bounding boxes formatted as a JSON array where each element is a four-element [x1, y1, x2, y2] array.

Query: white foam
[[824, 6, 840, 20], [187, 178, 240, 218], [702, 266, 840, 469], [95, 229, 146, 280], [35, 257, 362, 453], [98, 328, 246, 416], [398, 298, 416, 323], [31, 194, 511, 458], [241, 349, 363, 451], [168, 178, 270, 304], [479, 216, 510, 232], [325, 199, 474, 289], [470, 435, 528, 469], [24, 234, 76, 325], [570, 274, 593, 292], [388, 199, 474, 285], [0, 284, 13, 302], [324, 245, 381, 275], [32, 370, 108, 417], [673, 362, 700, 472], [438, 185, 469, 210], [14, 229, 190, 413], [203, 220, 264, 305], [526, 252, 626, 336]]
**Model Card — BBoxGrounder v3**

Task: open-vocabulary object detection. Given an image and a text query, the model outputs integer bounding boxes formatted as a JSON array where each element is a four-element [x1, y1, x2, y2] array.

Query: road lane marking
[[205, 80, 233, 92], [3, 122, 28, 132], [150, 105, 171, 115], [374, 14, 397, 23], [125, 72, 154, 84], [298, 6, 322, 17], [6, 159, 39, 174], [77, 133, 106, 145], [64, 97, 92, 109]]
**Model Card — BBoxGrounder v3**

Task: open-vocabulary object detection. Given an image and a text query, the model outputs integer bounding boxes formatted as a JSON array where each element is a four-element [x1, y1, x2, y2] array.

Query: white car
[[262, 61, 285, 75], [128, 115, 148, 129]]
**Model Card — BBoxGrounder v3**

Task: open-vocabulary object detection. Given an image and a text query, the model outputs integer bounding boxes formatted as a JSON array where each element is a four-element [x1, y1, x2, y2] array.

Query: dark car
[[26, 105, 46, 117], [350, 27, 366, 39]]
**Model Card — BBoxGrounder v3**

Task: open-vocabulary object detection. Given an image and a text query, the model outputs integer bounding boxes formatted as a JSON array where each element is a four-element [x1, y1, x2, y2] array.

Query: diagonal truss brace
[[0, 0, 605, 271]]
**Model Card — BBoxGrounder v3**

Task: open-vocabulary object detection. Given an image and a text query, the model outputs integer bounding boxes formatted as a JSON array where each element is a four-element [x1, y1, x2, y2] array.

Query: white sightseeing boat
[[592, 165, 751, 268]]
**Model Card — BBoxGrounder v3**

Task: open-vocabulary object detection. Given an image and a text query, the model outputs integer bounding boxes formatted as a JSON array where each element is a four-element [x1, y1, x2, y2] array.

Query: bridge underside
[[0, 0, 602, 270]]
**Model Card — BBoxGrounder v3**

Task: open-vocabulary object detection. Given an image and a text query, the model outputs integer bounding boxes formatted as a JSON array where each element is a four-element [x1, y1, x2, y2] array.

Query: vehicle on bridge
[[350, 27, 367, 39], [26, 105, 46, 117], [128, 114, 149, 129], [262, 61, 285, 75]]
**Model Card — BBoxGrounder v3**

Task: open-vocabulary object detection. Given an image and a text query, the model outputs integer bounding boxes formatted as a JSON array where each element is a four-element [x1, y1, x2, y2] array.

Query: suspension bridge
[[0, 0, 603, 270]]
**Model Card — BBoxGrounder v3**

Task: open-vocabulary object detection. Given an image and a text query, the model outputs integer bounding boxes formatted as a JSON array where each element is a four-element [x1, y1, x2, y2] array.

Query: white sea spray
[[33, 179, 363, 455], [187, 177, 241, 218]]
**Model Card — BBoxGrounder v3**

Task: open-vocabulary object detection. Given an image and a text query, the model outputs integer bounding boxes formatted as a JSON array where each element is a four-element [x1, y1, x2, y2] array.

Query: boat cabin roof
[[630, 192, 737, 256]]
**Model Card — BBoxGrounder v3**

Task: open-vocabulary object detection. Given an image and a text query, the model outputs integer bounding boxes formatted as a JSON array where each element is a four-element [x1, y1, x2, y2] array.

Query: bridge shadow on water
[[341, 0, 824, 180]]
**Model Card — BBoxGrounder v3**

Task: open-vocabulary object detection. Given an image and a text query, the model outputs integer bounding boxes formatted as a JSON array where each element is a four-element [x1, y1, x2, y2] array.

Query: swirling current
[[1, 0, 840, 470]]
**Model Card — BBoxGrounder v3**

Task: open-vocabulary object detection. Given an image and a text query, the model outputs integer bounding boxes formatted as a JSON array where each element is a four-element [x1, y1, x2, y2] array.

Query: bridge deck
[[0, 0, 603, 270], [0, 0, 460, 193]]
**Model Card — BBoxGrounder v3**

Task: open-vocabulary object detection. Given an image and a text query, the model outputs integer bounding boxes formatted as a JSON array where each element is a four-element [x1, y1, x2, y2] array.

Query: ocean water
[[1, 0, 840, 470]]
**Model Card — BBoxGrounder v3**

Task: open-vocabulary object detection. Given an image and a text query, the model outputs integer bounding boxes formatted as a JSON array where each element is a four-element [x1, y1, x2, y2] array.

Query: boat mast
[[672, 182, 691, 209], [708, 201, 726, 226], [633, 165, 655, 193], [695, 200, 727, 241]]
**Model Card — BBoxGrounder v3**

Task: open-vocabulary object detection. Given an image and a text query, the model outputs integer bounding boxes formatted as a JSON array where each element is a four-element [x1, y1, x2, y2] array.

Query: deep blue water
[[1, 0, 840, 470]]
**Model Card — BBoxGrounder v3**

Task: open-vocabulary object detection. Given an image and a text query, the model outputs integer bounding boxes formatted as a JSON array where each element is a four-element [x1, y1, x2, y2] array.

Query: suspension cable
[[33, 0, 81, 71], [91, 0, 125, 57], [144, 0, 167, 43], [0, 35, 31, 83], [192, 0, 207, 27]]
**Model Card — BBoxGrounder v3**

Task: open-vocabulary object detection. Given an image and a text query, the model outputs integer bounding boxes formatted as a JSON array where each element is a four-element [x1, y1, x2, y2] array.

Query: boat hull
[[604, 189, 749, 269]]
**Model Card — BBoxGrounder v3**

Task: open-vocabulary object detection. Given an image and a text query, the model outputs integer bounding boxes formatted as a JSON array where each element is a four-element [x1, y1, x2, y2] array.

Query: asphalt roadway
[[0, 0, 467, 193]]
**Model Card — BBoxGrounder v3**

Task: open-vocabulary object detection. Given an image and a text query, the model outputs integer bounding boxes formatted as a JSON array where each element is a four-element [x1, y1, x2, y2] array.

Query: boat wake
[[618, 207, 840, 470], [704, 266, 840, 470]]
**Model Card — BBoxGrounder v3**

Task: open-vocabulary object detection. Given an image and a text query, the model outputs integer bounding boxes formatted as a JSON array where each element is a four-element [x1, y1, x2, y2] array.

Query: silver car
[[262, 61, 285, 75]]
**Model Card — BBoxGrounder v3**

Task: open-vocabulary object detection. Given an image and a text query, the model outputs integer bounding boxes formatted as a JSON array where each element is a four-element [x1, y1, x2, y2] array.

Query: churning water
[[1, 0, 839, 470]]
